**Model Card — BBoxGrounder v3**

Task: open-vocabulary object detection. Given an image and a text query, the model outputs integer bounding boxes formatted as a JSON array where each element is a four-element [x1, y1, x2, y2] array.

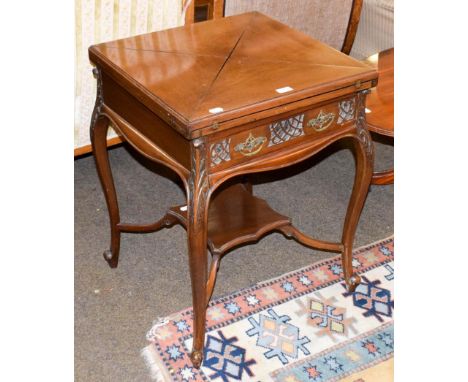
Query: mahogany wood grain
[[88, 13, 377, 368]]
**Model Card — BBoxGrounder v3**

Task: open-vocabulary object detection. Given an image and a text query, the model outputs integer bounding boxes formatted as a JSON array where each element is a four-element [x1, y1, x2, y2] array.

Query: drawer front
[[208, 97, 357, 169]]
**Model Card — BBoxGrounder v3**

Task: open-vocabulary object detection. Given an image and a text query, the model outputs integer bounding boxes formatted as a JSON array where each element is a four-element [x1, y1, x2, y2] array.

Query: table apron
[[207, 125, 359, 191]]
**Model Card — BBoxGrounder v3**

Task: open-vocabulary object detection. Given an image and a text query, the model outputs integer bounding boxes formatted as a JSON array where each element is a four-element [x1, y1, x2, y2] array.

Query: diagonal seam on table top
[[187, 16, 255, 121], [97, 12, 257, 59]]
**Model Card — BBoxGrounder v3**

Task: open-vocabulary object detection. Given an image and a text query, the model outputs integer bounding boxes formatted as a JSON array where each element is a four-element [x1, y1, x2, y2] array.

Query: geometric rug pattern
[[142, 237, 394, 381]]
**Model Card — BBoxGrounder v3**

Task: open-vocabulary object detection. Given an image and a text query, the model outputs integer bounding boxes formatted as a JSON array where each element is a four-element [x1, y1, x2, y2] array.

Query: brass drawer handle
[[307, 110, 335, 132], [234, 133, 267, 156]]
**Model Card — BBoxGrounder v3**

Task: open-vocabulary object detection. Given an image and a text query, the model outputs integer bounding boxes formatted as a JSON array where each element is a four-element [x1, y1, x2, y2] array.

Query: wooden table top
[[89, 12, 377, 137], [365, 48, 394, 137]]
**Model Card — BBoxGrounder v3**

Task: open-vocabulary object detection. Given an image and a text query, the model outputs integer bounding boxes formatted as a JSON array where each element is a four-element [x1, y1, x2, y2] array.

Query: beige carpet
[[75, 139, 393, 381]]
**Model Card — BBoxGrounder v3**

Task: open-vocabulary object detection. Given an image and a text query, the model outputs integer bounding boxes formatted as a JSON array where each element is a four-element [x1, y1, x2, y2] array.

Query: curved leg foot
[[90, 80, 121, 268], [190, 350, 203, 369], [341, 91, 374, 290], [103, 249, 118, 268], [346, 273, 361, 293]]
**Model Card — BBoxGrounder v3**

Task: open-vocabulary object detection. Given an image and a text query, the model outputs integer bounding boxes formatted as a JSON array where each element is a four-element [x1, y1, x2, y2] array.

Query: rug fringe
[[141, 344, 171, 382], [146, 316, 170, 342]]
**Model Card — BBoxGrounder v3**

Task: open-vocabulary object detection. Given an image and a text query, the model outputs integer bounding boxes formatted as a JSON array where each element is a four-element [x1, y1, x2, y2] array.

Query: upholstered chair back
[[224, 0, 356, 52]]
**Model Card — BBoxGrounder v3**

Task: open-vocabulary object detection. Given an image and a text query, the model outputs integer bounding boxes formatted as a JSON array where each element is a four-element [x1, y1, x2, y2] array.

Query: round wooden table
[[365, 48, 394, 185]]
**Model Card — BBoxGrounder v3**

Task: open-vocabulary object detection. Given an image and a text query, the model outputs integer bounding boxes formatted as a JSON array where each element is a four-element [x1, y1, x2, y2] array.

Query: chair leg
[[371, 169, 394, 185], [91, 115, 121, 268]]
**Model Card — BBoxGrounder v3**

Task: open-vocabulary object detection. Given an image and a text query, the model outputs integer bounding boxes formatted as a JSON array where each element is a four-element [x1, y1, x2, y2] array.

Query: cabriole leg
[[187, 139, 210, 369], [341, 92, 374, 292], [91, 112, 121, 268]]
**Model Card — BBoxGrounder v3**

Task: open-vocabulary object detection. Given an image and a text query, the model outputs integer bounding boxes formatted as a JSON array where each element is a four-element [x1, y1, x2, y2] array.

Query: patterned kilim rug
[[142, 237, 394, 382]]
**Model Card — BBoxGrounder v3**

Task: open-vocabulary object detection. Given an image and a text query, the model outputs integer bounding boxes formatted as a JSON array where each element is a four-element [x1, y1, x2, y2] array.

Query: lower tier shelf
[[168, 183, 291, 255]]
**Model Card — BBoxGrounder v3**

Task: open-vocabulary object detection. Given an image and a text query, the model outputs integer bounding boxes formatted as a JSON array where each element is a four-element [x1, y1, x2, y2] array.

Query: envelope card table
[[88, 12, 378, 368]]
